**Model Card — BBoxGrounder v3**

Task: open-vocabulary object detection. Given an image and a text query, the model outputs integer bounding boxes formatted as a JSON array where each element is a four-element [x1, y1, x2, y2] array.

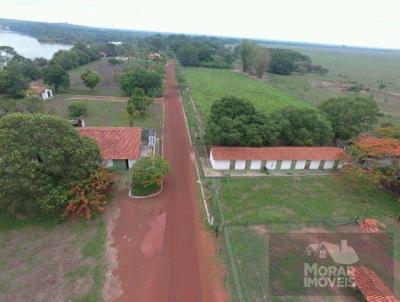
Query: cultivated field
[[183, 67, 307, 119]]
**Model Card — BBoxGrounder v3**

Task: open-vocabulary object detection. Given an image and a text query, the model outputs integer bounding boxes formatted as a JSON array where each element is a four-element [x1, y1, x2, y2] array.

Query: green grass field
[[47, 97, 163, 130], [216, 175, 399, 225], [214, 175, 400, 302], [183, 67, 307, 119]]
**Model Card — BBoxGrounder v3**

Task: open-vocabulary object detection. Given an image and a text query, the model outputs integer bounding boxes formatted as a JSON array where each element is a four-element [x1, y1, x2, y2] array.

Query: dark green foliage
[[126, 88, 153, 120], [119, 68, 162, 96], [275, 107, 334, 146], [177, 44, 199, 66], [0, 98, 45, 117], [68, 102, 88, 118], [205, 96, 280, 146], [0, 68, 29, 98], [43, 64, 70, 91], [319, 96, 380, 140], [269, 48, 312, 75], [81, 70, 101, 90], [0, 114, 101, 216]]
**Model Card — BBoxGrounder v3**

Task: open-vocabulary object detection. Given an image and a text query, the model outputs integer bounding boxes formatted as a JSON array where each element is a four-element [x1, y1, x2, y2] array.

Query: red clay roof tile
[[211, 146, 343, 161], [79, 127, 141, 160]]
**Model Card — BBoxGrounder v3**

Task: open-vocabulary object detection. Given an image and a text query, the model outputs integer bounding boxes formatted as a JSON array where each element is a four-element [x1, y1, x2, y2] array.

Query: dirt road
[[110, 61, 227, 302]]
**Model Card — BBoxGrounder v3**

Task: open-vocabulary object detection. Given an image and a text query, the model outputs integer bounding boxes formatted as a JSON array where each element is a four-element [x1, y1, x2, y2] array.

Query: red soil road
[[111, 61, 227, 302]]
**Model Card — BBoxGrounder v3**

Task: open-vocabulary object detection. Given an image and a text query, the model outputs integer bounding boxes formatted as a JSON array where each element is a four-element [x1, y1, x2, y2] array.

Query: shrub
[[65, 168, 116, 220], [131, 156, 171, 196], [68, 102, 88, 118]]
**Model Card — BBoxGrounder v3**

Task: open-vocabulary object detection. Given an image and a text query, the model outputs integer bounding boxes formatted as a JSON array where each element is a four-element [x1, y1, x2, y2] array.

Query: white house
[[27, 85, 53, 100], [209, 146, 344, 171], [79, 127, 142, 170]]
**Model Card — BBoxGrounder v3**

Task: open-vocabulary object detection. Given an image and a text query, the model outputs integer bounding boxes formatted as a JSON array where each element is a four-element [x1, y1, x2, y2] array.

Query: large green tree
[[119, 68, 162, 96], [81, 70, 101, 90], [205, 96, 279, 146], [319, 96, 380, 140], [43, 64, 70, 91], [127, 88, 153, 122], [177, 44, 199, 66], [276, 106, 334, 146], [0, 114, 100, 216]]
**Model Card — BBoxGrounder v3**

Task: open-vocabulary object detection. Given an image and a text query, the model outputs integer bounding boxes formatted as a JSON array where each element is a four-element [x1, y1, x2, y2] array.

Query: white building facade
[[209, 147, 344, 172]]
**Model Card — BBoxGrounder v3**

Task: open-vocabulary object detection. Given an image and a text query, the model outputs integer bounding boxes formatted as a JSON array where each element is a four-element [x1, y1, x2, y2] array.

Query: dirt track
[[111, 61, 226, 302]]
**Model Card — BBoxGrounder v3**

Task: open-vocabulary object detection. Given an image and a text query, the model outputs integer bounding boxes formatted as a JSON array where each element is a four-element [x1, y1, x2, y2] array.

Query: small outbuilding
[[27, 85, 53, 100], [209, 146, 344, 171], [79, 127, 142, 170]]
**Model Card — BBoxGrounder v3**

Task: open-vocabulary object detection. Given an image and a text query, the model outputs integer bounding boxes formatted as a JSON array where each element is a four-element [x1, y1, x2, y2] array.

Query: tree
[[81, 70, 101, 90], [275, 106, 334, 146], [269, 51, 294, 75], [131, 156, 171, 196], [127, 88, 153, 123], [68, 102, 88, 118], [318, 96, 380, 140], [239, 40, 257, 73], [204, 96, 280, 146], [255, 47, 271, 78], [119, 68, 162, 96], [0, 113, 100, 216], [43, 64, 70, 91], [177, 44, 199, 66], [0, 68, 29, 98]]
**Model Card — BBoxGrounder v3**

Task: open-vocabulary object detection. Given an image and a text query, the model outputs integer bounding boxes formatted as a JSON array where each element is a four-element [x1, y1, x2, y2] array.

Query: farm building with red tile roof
[[210, 146, 344, 171], [79, 127, 142, 170]]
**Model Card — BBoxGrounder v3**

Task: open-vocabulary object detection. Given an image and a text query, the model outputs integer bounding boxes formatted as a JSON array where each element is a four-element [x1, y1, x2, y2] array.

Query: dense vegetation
[[0, 114, 102, 217], [0, 18, 154, 44]]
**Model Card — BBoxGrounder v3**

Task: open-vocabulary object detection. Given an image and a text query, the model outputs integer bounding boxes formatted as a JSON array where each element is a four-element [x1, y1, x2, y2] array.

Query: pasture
[[265, 46, 400, 123], [210, 175, 400, 302], [183, 67, 307, 119]]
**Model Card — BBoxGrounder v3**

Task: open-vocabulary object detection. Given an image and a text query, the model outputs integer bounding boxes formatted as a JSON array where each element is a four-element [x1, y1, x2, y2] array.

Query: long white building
[[209, 146, 344, 171]]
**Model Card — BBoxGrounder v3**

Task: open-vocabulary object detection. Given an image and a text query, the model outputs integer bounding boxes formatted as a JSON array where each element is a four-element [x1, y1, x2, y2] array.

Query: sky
[[2, 0, 400, 49]]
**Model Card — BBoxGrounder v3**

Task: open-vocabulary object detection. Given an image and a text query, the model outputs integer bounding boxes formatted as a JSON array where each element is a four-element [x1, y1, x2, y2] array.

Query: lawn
[[216, 175, 399, 225], [0, 214, 106, 302], [46, 97, 163, 130], [183, 67, 307, 119]]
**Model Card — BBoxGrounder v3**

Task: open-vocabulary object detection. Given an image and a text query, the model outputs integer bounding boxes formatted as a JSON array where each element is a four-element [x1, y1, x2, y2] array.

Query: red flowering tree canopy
[[353, 134, 400, 158]]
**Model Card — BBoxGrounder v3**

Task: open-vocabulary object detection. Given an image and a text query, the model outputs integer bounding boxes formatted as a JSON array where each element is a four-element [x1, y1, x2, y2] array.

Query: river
[[0, 30, 71, 59]]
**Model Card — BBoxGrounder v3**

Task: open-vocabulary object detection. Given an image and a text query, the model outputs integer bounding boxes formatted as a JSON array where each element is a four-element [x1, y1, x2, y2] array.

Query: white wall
[[309, 160, 321, 170], [266, 160, 277, 170], [337, 161, 343, 169], [103, 160, 113, 168], [280, 160, 292, 170], [295, 160, 306, 170], [210, 151, 230, 170], [41, 89, 53, 100], [323, 160, 335, 170], [128, 159, 136, 169], [235, 160, 246, 170], [250, 160, 261, 170]]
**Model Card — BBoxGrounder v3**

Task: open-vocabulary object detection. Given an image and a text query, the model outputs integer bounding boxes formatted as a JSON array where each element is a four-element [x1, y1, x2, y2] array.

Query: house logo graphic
[[305, 240, 359, 265]]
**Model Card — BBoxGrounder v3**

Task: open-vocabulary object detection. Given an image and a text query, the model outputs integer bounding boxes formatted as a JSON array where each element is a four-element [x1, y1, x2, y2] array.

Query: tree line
[[205, 95, 379, 147]]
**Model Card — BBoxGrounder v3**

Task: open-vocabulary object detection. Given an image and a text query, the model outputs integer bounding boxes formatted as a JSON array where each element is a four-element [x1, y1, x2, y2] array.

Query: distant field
[[47, 97, 163, 130], [183, 67, 307, 119], [264, 46, 400, 123]]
